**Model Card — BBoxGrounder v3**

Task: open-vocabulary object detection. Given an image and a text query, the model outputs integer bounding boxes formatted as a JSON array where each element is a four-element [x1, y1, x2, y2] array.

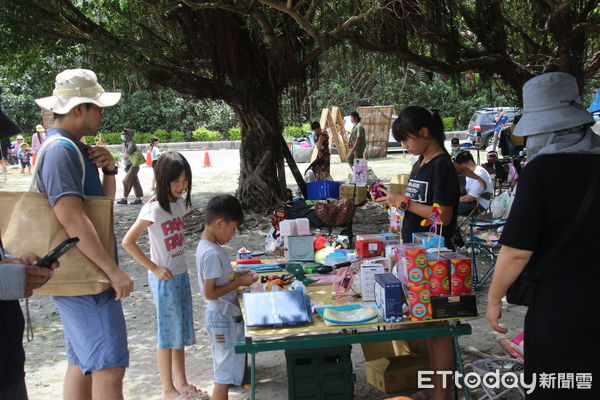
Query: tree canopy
[[1, 0, 598, 212]]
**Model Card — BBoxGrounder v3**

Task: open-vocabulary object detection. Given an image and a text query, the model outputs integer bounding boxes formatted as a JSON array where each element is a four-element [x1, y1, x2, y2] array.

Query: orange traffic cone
[[203, 151, 212, 167], [145, 147, 152, 166]]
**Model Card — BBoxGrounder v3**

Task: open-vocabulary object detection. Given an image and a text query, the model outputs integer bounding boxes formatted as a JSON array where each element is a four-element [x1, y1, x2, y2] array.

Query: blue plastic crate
[[307, 180, 342, 200]]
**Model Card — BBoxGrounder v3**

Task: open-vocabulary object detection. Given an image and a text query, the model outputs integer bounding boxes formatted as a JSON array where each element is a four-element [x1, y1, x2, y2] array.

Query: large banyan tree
[[1, 1, 598, 211], [0, 0, 381, 212], [342, 0, 600, 94]]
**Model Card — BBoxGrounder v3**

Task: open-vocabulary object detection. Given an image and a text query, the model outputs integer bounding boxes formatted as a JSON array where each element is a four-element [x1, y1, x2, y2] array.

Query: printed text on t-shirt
[[162, 217, 185, 251], [406, 179, 429, 203]]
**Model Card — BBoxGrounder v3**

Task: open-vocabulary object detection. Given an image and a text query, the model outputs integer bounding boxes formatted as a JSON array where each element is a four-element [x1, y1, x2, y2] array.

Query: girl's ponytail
[[429, 109, 447, 153]]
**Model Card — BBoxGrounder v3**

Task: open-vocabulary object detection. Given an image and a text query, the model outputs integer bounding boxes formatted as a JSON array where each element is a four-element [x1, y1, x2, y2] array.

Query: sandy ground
[[1, 149, 527, 399]]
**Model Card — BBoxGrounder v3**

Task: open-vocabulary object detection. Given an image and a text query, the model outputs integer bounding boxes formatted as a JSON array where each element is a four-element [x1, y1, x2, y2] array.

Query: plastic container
[[307, 180, 342, 200], [286, 345, 355, 400], [296, 218, 311, 235], [355, 239, 384, 259], [280, 219, 298, 236]]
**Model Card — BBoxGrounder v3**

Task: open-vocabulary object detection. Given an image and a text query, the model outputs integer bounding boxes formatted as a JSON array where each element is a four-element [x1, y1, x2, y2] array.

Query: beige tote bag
[[0, 136, 112, 296]]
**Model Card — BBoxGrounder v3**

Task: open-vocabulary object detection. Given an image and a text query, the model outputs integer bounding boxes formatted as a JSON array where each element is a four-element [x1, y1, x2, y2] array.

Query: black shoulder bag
[[506, 166, 599, 306]]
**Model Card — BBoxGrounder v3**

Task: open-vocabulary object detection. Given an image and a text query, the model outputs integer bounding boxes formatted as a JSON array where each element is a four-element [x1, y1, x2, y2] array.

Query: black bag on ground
[[506, 166, 598, 306]]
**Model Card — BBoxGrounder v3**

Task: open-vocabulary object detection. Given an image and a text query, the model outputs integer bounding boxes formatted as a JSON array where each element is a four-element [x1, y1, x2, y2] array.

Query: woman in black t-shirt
[[377, 107, 459, 247], [487, 72, 600, 400], [376, 106, 458, 400]]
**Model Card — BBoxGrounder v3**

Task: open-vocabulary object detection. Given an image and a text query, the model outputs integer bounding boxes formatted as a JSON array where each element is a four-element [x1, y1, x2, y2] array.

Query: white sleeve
[[137, 202, 156, 223]]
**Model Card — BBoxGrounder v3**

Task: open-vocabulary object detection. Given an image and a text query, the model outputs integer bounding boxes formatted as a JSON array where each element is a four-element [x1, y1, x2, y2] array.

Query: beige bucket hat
[[35, 69, 121, 114]]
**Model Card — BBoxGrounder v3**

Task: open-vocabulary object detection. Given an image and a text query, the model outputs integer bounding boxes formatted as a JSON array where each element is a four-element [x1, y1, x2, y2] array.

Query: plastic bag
[[491, 190, 515, 219], [507, 161, 520, 184], [129, 150, 146, 167], [367, 168, 379, 185], [265, 227, 284, 255]]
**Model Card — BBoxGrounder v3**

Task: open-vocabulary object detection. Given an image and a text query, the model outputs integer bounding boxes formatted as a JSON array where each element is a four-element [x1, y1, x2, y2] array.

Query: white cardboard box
[[360, 264, 385, 301], [280, 219, 297, 236], [295, 218, 311, 235]]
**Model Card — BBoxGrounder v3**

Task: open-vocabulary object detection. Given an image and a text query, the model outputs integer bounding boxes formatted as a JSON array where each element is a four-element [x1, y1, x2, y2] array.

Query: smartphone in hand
[[36, 237, 80, 268]]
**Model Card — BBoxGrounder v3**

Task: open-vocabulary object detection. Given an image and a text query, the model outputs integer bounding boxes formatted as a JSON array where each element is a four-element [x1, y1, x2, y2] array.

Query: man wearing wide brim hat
[[34, 69, 133, 400], [487, 72, 600, 400]]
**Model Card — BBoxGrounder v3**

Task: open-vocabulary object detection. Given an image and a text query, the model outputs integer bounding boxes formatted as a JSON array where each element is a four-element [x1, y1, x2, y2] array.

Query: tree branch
[[583, 50, 600, 83]]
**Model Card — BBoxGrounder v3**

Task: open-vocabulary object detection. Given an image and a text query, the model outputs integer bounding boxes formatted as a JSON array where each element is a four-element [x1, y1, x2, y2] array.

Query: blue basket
[[307, 180, 341, 200]]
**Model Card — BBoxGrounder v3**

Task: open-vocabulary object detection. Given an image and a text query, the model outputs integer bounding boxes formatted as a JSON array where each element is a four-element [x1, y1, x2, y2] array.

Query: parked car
[[466, 107, 521, 148]]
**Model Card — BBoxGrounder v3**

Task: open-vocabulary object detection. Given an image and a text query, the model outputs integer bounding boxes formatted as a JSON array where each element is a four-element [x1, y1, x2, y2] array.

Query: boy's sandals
[[178, 385, 210, 400]]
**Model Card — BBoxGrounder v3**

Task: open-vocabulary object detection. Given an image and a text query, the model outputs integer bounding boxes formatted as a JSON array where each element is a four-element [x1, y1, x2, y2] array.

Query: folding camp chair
[[467, 217, 506, 291], [453, 192, 493, 250]]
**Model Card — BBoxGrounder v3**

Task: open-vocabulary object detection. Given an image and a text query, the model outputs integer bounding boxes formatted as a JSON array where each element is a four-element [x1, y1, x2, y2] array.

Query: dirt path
[[0, 150, 526, 399]]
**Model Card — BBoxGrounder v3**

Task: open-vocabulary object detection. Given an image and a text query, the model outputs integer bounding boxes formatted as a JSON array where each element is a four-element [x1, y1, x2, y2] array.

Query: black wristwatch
[[102, 165, 118, 175]]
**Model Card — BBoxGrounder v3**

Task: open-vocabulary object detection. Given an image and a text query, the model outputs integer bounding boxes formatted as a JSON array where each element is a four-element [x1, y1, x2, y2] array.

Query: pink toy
[[368, 180, 386, 200], [332, 267, 354, 297]]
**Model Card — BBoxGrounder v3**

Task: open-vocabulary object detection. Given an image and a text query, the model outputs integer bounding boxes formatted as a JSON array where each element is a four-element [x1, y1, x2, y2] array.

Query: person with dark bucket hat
[[487, 72, 600, 399]]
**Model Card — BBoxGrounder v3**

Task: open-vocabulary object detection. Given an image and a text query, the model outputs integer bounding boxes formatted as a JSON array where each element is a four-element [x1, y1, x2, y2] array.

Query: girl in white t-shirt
[[122, 150, 207, 400]]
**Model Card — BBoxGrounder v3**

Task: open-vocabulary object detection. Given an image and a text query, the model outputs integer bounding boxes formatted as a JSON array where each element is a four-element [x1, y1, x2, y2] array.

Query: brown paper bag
[[0, 191, 113, 296]]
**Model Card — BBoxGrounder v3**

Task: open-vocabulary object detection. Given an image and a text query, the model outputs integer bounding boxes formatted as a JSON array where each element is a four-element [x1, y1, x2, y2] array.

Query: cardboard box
[[427, 258, 450, 297], [362, 341, 429, 393], [340, 183, 368, 205], [440, 252, 473, 295], [431, 295, 477, 319], [407, 282, 432, 321], [353, 159, 368, 185], [412, 232, 445, 249], [355, 239, 384, 259], [390, 174, 409, 196], [374, 274, 403, 322], [356, 233, 401, 247], [360, 264, 385, 301], [280, 219, 297, 236], [295, 218, 311, 236]]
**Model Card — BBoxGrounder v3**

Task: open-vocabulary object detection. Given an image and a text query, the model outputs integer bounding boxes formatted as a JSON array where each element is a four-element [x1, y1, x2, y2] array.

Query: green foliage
[[284, 48, 517, 129], [192, 126, 222, 142], [228, 126, 242, 140], [283, 126, 306, 139], [152, 129, 170, 142], [170, 130, 185, 142], [442, 117, 455, 131], [135, 133, 153, 144]]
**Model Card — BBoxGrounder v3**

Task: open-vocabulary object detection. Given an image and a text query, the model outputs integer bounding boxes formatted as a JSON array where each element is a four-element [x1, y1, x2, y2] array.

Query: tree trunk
[[231, 98, 287, 213]]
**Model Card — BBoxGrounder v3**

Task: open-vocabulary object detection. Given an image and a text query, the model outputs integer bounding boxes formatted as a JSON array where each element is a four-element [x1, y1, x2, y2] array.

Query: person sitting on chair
[[455, 151, 493, 215]]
